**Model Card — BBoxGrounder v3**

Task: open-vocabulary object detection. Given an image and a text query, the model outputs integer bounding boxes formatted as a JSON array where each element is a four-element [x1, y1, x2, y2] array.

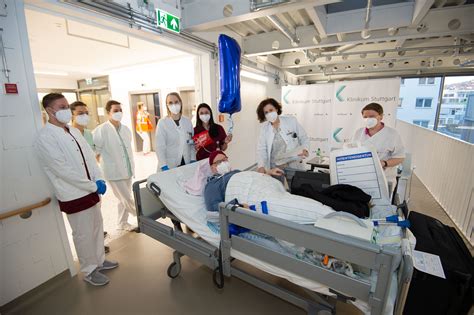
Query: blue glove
[[161, 165, 170, 171], [190, 160, 196, 163], [95, 180, 107, 195]]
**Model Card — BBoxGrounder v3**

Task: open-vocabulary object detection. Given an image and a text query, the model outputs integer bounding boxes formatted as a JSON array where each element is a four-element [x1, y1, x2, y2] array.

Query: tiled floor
[[2, 171, 472, 315]]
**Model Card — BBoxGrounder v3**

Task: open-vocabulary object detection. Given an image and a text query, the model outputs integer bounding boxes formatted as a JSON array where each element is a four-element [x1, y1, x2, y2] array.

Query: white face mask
[[199, 114, 211, 123], [169, 103, 181, 115], [75, 114, 90, 126], [111, 112, 123, 122], [54, 109, 72, 124], [216, 161, 231, 175], [364, 117, 378, 129], [265, 111, 278, 123], [142, 107, 147, 111]]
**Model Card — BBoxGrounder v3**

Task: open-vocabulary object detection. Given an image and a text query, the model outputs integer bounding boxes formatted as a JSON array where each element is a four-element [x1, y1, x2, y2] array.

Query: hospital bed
[[133, 163, 413, 315]]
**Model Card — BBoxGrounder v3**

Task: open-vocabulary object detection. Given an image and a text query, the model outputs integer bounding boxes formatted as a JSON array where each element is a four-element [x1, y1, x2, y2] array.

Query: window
[[413, 120, 430, 128], [416, 98, 432, 108], [437, 75, 474, 143], [419, 77, 435, 85]]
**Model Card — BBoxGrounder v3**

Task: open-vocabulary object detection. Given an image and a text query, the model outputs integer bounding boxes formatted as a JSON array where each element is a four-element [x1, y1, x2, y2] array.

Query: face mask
[[54, 109, 72, 124], [199, 114, 211, 123], [169, 103, 181, 115], [265, 111, 278, 123], [216, 161, 231, 175], [143, 107, 147, 111], [111, 112, 123, 122], [364, 117, 378, 129], [75, 114, 90, 126]]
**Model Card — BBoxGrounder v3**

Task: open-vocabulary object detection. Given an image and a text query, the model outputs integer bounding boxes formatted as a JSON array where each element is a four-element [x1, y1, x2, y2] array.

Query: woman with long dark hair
[[194, 103, 232, 161]]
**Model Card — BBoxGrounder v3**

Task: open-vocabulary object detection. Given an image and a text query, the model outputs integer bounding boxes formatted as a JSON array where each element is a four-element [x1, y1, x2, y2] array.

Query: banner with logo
[[282, 84, 334, 156], [282, 78, 401, 153], [331, 78, 401, 148]]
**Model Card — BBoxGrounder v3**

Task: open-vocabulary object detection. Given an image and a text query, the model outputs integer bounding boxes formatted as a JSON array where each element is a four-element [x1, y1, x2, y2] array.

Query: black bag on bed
[[291, 175, 371, 218], [404, 211, 474, 315]]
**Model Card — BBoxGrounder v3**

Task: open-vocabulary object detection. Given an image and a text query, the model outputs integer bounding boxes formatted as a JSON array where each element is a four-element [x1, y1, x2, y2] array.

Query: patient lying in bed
[[204, 151, 334, 224]]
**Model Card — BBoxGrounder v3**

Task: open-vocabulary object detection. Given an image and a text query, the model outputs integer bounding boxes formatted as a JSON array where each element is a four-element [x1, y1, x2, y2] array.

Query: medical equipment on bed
[[373, 215, 411, 228], [135, 163, 414, 315]]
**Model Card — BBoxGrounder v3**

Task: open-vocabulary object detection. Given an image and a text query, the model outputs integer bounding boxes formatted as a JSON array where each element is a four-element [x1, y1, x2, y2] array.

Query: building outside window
[[399, 75, 474, 143]]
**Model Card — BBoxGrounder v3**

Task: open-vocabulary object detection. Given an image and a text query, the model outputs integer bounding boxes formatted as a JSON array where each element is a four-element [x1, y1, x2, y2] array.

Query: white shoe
[[117, 222, 137, 231]]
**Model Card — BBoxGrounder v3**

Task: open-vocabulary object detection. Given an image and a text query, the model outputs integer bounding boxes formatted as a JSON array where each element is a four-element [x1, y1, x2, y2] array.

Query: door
[[130, 92, 160, 152]]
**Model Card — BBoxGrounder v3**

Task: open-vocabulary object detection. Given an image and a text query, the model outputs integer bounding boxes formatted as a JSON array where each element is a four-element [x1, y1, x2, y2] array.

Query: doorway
[[77, 77, 111, 130], [130, 91, 161, 152], [178, 88, 196, 125]]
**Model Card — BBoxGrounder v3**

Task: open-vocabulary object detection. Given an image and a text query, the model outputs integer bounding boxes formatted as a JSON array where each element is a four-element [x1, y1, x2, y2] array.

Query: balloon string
[[227, 115, 234, 135]]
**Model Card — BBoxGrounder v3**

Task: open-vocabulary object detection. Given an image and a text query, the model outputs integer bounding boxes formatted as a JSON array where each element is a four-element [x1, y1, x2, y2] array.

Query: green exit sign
[[156, 9, 180, 33]]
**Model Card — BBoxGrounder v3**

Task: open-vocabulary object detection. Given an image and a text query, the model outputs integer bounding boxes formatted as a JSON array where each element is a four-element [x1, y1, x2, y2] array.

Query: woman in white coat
[[155, 92, 196, 172], [256, 98, 310, 180]]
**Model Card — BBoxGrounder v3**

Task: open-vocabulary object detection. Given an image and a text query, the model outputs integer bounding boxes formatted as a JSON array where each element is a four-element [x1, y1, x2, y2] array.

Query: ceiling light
[[378, 52, 386, 57], [333, 66, 338, 72], [397, 50, 405, 56], [326, 56, 332, 62], [360, 53, 367, 58], [361, 29, 371, 39], [294, 58, 300, 65], [342, 55, 348, 60], [448, 19, 461, 30], [34, 71, 69, 76], [388, 62, 394, 68], [240, 70, 269, 82], [271, 40, 280, 50], [373, 63, 378, 68], [435, 59, 443, 66], [359, 64, 366, 70], [453, 58, 461, 65], [387, 28, 398, 36], [420, 60, 427, 67], [416, 23, 428, 33], [345, 65, 351, 71]]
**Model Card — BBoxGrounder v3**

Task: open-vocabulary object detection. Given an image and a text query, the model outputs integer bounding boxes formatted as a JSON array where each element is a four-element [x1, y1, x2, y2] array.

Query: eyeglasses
[[212, 157, 228, 165]]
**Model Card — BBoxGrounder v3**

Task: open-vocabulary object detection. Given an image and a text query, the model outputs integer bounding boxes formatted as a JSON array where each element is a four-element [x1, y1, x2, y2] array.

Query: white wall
[[34, 76, 78, 90], [224, 77, 282, 170], [396, 120, 474, 245], [108, 56, 196, 132], [1, 0, 74, 306]]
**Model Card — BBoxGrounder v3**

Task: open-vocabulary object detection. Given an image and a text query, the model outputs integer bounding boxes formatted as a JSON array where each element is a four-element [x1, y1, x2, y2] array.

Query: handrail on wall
[[0, 198, 51, 220]]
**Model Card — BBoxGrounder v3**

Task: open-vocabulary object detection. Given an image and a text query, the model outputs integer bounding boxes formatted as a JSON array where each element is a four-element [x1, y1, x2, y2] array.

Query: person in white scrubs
[[71, 100, 110, 253], [155, 92, 195, 231], [155, 92, 196, 171], [35, 93, 117, 287], [352, 102, 405, 193], [93, 100, 137, 231], [256, 98, 310, 180]]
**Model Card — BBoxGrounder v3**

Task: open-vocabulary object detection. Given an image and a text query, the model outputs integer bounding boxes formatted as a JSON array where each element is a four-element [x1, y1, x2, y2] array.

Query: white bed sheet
[[147, 163, 398, 314]]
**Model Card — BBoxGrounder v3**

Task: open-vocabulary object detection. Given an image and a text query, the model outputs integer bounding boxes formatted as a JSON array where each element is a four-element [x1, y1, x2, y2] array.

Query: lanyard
[[66, 127, 91, 180]]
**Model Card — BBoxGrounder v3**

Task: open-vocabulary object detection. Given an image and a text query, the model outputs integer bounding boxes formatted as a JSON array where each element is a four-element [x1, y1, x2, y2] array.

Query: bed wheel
[[212, 267, 224, 289], [167, 262, 181, 279]]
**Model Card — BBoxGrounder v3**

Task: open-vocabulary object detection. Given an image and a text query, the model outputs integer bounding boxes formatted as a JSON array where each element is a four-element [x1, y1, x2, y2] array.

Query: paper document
[[334, 152, 382, 199], [412, 250, 446, 279], [275, 146, 303, 166]]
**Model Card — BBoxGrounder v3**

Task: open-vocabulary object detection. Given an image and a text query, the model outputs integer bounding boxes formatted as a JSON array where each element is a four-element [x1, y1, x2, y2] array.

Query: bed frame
[[132, 175, 413, 315]]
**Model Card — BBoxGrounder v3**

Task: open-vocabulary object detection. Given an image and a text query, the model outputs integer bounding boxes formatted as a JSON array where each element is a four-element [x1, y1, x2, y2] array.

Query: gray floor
[[2, 175, 472, 315]]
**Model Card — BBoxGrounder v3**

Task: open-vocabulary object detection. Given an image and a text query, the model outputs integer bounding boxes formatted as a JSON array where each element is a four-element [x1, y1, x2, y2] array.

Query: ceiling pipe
[[361, 0, 373, 39], [267, 15, 300, 46]]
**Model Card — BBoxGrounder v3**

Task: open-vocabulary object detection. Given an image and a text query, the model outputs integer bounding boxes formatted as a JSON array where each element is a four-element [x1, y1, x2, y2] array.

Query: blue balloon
[[218, 34, 241, 115]]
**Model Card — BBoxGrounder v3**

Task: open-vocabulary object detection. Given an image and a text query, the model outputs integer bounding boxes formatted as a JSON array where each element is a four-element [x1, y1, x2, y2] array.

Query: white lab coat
[[352, 125, 405, 184], [35, 123, 102, 202], [93, 121, 135, 181], [257, 115, 310, 170], [155, 116, 196, 170]]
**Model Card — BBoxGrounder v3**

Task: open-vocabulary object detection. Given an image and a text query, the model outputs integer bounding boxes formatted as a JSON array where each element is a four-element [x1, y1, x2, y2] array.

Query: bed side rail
[[219, 203, 400, 315]]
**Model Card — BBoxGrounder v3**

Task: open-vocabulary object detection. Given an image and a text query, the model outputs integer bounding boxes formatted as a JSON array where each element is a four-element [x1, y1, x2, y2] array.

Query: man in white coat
[[35, 93, 118, 287], [93, 100, 136, 231]]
